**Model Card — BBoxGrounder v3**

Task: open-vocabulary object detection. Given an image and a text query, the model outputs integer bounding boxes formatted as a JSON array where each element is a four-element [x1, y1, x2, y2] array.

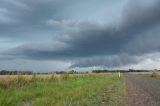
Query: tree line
[[0, 69, 159, 75], [0, 70, 33, 75], [91, 69, 155, 73], [0, 70, 78, 75]]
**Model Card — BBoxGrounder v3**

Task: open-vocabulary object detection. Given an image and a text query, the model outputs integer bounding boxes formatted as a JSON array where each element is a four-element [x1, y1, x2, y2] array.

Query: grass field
[[0, 73, 125, 106]]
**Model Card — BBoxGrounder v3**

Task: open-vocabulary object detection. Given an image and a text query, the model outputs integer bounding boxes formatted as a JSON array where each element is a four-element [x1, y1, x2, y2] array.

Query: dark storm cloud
[[69, 55, 142, 68], [0, 0, 76, 37], [63, 0, 160, 56], [2, 0, 160, 68]]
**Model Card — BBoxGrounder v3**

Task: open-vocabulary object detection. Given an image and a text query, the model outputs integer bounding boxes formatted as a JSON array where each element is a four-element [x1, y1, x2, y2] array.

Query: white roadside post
[[119, 72, 121, 78]]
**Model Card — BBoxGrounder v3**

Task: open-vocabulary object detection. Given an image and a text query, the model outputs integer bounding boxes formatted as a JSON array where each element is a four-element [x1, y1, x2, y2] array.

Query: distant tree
[[68, 70, 77, 74], [129, 69, 135, 72]]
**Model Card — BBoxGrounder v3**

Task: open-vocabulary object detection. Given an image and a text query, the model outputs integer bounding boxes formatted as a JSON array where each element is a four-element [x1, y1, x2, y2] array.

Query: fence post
[[119, 72, 121, 78]]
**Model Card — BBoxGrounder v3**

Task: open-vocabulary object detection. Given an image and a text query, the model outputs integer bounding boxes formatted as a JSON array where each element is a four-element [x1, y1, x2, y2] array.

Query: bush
[[151, 72, 158, 77]]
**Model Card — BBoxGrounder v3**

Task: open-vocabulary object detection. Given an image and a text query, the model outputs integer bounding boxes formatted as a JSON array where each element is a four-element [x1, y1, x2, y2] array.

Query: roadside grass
[[0, 73, 125, 106], [136, 72, 160, 78]]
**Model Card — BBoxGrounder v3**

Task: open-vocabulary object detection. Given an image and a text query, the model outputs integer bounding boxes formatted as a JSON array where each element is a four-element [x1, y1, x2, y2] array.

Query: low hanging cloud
[[69, 55, 143, 68], [1, 0, 160, 69]]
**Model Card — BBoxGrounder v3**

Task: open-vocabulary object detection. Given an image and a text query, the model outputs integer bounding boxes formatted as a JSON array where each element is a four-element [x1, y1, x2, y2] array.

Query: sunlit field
[[0, 73, 125, 106]]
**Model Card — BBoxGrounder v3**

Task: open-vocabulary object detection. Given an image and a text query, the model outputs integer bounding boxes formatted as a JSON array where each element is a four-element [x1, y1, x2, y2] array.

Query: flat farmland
[[0, 73, 125, 106], [1, 72, 160, 106]]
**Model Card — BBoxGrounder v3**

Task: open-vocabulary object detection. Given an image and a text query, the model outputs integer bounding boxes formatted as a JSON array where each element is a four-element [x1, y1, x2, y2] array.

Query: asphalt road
[[124, 74, 160, 106]]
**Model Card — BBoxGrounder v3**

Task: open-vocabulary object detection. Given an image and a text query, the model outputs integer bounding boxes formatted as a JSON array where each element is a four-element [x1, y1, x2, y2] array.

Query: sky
[[1, 0, 160, 71]]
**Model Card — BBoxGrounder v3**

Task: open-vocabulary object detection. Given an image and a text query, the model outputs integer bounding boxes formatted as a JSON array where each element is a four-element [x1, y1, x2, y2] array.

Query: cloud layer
[[1, 0, 160, 70]]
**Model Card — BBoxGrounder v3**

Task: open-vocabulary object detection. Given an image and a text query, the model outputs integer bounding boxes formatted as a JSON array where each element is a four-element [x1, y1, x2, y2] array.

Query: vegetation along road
[[0, 73, 125, 106], [124, 74, 160, 106], [1, 72, 160, 106]]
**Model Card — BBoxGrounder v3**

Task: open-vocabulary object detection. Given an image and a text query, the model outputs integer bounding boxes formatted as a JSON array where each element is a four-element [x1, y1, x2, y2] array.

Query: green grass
[[0, 73, 125, 106]]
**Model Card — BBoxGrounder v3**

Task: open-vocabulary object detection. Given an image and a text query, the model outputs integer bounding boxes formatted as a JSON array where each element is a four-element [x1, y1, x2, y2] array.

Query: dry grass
[[0, 74, 89, 88], [150, 72, 160, 77], [128, 72, 160, 78], [0, 73, 124, 106]]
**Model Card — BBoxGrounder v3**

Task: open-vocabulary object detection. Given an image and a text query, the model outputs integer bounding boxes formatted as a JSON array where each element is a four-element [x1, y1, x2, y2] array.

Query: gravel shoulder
[[124, 74, 160, 106]]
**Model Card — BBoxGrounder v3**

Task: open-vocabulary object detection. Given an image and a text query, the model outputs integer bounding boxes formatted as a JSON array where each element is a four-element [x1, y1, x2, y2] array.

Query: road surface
[[124, 74, 160, 106]]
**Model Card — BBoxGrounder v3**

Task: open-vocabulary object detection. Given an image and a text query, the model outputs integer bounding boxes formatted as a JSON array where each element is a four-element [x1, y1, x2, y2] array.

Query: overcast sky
[[1, 0, 160, 71]]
